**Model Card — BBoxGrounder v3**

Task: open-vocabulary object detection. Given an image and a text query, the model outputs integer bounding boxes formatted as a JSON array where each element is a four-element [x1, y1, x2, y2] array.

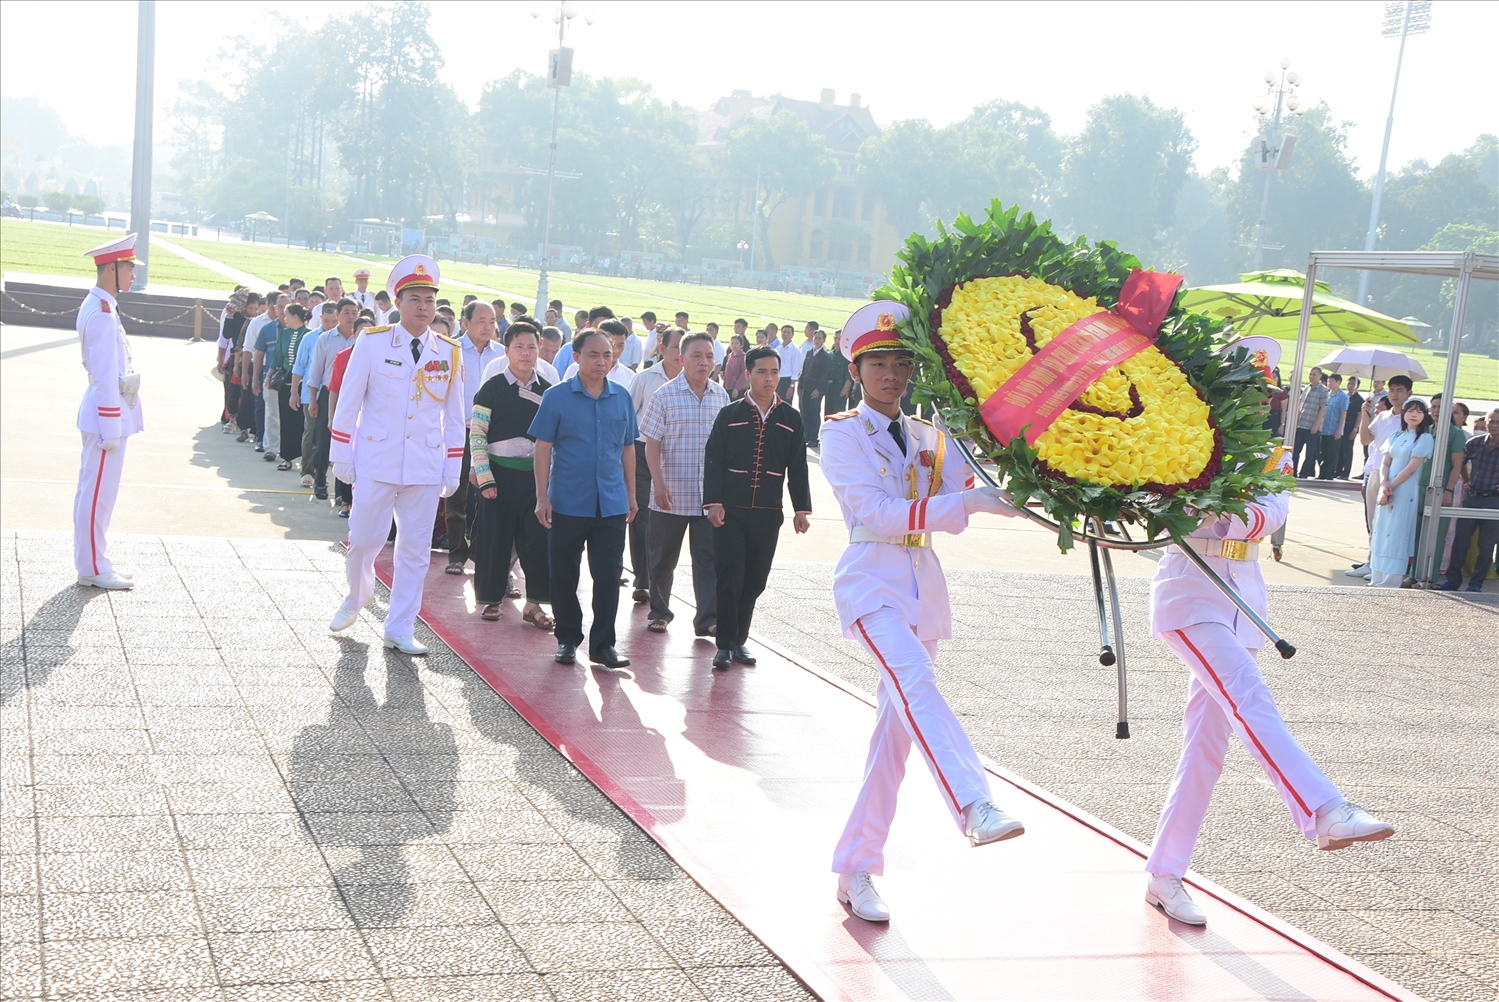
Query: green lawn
[[1274, 338, 1498, 403], [1, 219, 230, 290]]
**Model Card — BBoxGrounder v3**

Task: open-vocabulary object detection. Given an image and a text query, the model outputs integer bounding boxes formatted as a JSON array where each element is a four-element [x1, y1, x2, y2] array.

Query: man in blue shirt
[[1316, 373, 1349, 480], [529, 329, 638, 669], [291, 302, 336, 486]]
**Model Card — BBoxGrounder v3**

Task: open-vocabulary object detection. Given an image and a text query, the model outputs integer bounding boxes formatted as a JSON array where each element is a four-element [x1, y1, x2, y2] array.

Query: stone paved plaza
[[0, 531, 810, 1001], [750, 563, 1499, 1002]]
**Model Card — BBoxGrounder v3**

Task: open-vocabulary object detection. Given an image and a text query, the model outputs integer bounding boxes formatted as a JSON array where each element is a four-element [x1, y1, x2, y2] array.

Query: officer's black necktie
[[410, 336, 422, 365], [888, 419, 907, 456]]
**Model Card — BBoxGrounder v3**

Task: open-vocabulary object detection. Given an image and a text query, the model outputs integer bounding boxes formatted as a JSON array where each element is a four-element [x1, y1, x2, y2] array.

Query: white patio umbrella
[[1315, 345, 1428, 383]]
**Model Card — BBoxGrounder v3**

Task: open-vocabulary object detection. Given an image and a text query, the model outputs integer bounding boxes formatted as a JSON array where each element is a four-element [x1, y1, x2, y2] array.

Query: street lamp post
[[1356, 0, 1432, 305], [128, 0, 155, 290], [1250, 59, 1308, 271], [530, 1, 593, 317]]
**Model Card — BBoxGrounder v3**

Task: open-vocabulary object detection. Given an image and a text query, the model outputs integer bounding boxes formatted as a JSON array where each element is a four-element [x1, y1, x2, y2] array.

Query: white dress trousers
[[1144, 622, 1341, 879], [73, 434, 128, 577], [345, 479, 441, 640], [830, 606, 991, 876]]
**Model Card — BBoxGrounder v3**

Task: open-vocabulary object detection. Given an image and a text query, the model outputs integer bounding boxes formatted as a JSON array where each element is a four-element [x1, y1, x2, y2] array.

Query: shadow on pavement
[[289, 636, 456, 927], [2, 585, 108, 707]]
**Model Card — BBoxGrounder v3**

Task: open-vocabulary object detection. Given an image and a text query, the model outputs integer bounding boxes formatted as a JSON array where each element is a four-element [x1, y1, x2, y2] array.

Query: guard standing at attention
[[74, 233, 144, 590], [1143, 338, 1395, 927], [327, 256, 466, 654], [821, 302, 1026, 924]]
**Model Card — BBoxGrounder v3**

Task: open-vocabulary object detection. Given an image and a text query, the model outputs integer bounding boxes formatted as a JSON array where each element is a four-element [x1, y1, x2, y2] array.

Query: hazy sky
[[2, 0, 1494, 177]]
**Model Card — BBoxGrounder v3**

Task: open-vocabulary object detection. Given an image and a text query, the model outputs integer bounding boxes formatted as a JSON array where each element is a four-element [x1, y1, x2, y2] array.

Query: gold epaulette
[[826, 410, 859, 421], [362, 324, 392, 335], [910, 415, 933, 426], [435, 332, 461, 347]]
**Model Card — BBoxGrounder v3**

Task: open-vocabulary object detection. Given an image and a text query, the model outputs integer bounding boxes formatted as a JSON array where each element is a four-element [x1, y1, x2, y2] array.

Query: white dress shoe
[[1345, 563, 1370, 576], [837, 871, 890, 922], [1315, 801, 1394, 850], [1146, 874, 1207, 925], [77, 571, 133, 590], [382, 635, 429, 656], [963, 799, 1024, 846], [328, 602, 364, 632]]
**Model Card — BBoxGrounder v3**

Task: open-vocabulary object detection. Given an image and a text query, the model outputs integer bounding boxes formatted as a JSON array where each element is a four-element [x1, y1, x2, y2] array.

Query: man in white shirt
[[618, 317, 644, 370], [626, 327, 685, 604], [1349, 374, 1413, 578], [565, 320, 634, 386], [445, 300, 504, 575], [776, 324, 802, 404], [638, 312, 660, 361]]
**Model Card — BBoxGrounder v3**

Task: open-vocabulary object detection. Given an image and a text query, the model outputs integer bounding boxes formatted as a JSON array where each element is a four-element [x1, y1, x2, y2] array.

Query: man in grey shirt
[[625, 327, 684, 604], [1285, 366, 1329, 478]]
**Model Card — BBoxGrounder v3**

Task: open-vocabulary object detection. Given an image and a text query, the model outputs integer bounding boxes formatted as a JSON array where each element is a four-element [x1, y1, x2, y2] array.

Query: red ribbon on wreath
[[979, 268, 1184, 446]]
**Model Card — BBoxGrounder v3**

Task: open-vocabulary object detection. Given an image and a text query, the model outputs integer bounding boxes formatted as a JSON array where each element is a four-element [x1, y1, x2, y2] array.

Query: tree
[[727, 111, 835, 268], [1059, 94, 1195, 261], [1161, 167, 1237, 286]]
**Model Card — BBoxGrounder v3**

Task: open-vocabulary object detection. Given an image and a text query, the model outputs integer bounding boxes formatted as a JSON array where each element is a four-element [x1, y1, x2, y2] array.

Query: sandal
[[481, 604, 502, 621], [276, 460, 293, 471], [648, 619, 668, 633], [522, 605, 555, 630]]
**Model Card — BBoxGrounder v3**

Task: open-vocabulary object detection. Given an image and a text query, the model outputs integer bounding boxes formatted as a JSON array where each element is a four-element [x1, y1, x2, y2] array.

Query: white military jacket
[[328, 323, 466, 485], [1150, 489, 1290, 649], [76, 287, 144, 439], [820, 400, 975, 641]]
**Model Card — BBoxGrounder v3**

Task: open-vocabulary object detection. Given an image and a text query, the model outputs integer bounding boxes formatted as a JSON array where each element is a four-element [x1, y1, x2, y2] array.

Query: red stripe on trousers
[[855, 618, 962, 816], [88, 447, 107, 575], [1172, 629, 1312, 816]]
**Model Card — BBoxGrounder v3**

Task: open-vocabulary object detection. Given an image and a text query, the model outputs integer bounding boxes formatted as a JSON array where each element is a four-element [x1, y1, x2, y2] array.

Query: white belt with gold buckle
[[1179, 537, 1260, 561], [850, 526, 928, 548]]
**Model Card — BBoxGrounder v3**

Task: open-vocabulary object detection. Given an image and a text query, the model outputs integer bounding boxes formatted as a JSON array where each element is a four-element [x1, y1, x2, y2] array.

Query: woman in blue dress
[[1368, 399, 1435, 587]]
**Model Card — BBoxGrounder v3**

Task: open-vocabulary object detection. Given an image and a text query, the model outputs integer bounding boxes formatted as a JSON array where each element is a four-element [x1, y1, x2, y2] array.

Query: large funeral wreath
[[877, 200, 1291, 551]]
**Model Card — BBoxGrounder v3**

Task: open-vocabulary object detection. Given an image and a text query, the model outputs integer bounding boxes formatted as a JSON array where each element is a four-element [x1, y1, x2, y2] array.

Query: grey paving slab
[[744, 560, 1499, 1002], [2, 531, 808, 1002]]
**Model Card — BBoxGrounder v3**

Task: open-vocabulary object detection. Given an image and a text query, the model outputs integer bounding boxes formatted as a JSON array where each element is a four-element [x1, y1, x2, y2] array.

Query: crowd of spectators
[[213, 273, 840, 666], [1271, 367, 1497, 590]]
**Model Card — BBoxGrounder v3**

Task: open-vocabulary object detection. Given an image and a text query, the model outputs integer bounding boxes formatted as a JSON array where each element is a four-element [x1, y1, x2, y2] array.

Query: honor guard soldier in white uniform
[[350, 268, 376, 311], [822, 302, 1027, 924], [327, 256, 466, 654], [74, 234, 144, 590], [1144, 337, 1394, 927]]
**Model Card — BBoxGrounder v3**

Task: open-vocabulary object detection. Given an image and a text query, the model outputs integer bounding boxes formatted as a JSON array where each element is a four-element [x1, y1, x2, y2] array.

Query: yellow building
[[700, 89, 905, 281]]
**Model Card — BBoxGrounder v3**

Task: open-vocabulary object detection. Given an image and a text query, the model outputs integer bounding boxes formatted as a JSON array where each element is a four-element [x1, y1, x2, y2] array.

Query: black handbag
[[266, 367, 290, 391]]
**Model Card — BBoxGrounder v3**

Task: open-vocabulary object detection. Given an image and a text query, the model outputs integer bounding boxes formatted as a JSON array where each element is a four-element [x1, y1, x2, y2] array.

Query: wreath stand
[[949, 435, 1297, 740]]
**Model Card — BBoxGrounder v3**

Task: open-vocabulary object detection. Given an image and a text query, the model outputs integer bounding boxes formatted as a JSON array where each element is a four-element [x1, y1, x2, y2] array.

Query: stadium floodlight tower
[[1357, 1, 1433, 306], [530, 1, 594, 318], [1249, 59, 1308, 271]]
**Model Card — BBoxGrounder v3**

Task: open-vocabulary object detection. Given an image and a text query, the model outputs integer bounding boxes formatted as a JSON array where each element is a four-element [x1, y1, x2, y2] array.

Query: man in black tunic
[[701, 346, 813, 671]]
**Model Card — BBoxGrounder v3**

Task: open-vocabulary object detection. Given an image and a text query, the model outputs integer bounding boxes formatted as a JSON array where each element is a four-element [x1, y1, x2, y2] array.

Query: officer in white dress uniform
[[350, 268, 377, 312], [327, 256, 466, 654], [822, 302, 1027, 923], [73, 234, 144, 590], [1144, 337, 1395, 926]]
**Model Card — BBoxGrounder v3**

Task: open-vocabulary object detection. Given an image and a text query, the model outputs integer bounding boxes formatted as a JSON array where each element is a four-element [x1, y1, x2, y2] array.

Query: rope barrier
[[2, 291, 224, 326]]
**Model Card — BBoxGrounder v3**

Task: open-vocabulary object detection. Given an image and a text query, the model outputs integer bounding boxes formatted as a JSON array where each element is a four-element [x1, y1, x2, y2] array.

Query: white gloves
[[963, 486, 1020, 518], [333, 463, 356, 486], [100, 437, 120, 453], [440, 477, 460, 499]]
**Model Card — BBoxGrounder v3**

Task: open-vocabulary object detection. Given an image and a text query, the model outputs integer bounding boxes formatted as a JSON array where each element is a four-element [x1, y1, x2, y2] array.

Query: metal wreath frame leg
[[1090, 520, 1131, 740]]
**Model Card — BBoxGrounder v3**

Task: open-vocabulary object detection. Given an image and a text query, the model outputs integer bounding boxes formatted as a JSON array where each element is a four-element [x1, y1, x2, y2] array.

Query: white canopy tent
[[1281, 250, 1499, 586]]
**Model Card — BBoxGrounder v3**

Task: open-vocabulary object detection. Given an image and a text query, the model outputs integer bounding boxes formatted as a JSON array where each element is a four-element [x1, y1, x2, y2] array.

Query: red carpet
[[377, 550, 1420, 1002]]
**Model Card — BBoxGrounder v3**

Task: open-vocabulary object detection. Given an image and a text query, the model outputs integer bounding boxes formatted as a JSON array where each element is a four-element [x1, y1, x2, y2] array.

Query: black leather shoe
[[712, 650, 732, 671], [554, 644, 576, 665], [732, 645, 757, 666], [591, 647, 630, 669], [632, 588, 649, 604]]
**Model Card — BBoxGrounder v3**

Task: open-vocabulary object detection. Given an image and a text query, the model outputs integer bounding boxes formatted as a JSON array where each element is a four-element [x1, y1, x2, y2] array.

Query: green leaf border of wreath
[[875, 199, 1293, 552]]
